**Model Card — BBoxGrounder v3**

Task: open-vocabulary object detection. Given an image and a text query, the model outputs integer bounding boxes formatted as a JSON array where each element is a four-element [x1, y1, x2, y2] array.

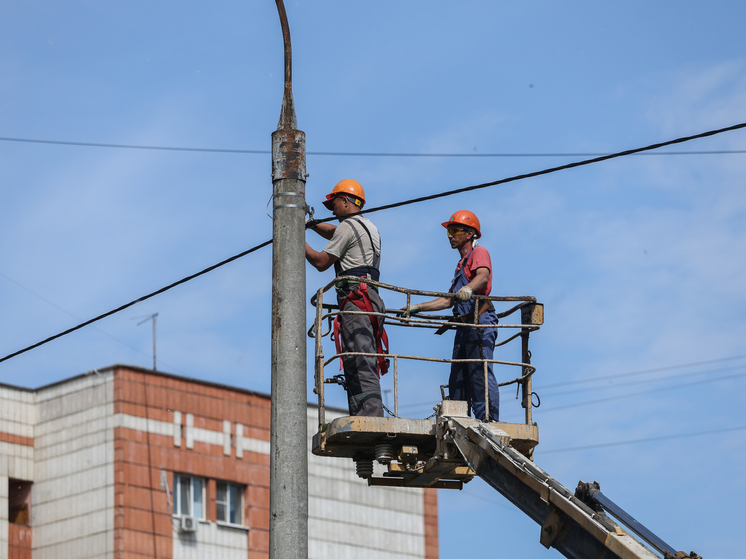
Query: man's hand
[[400, 304, 421, 319], [454, 286, 473, 302]]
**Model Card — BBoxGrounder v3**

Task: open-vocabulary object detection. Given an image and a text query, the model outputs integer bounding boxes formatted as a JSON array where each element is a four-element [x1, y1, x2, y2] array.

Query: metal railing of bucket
[[309, 276, 543, 426]]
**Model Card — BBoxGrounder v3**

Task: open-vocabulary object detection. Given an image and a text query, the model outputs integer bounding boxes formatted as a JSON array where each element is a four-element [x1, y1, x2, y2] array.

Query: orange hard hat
[[323, 179, 366, 210], [441, 210, 481, 238]]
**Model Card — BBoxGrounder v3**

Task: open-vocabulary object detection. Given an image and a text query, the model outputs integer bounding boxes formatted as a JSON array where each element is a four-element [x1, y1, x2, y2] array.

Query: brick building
[[0, 365, 438, 558]]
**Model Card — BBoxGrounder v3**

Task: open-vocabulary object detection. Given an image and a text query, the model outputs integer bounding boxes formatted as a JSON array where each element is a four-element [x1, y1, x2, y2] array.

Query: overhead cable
[[543, 363, 746, 398], [2, 121, 745, 365], [398, 355, 746, 408], [540, 424, 746, 454], [1, 134, 745, 158], [539, 369, 746, 414], [332, 121, 746, 224], [0, 239, 272, 364], [540, 353, 746, 390], [0, 271, 185, 372]]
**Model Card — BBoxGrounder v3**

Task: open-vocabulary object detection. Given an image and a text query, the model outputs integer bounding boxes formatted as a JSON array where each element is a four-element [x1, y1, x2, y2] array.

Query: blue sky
[[2, 2, 745, 557]]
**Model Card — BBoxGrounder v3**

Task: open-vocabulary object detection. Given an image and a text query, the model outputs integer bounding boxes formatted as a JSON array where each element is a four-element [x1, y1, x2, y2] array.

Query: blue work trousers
[[448, 311, 500, 421]]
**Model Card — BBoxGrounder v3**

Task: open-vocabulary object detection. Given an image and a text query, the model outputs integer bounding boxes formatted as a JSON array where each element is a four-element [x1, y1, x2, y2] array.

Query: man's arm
[[402, 267, 490, 316], [466, 267, 490, 293], [415, 297, 452, 313], [305, 243, 338, 272], [307, 221, 336, 240]]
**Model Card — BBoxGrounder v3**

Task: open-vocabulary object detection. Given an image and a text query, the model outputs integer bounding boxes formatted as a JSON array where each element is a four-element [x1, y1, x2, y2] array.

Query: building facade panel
[[34, 400, 112, 439], [0, 387, 35, 442], [33, 374, 115, 558], [33, 532, 110, 559], [0, 378, 36, 559], [35, 377, 112, 424], [172, 521, 248, 559], [34, 426, 109, 462], [32, 465, 109, 505], [0, 366, 438, 558], [306, 407, 436, 559], [33, 508, 111, 549], [31, 486, 109, 527]]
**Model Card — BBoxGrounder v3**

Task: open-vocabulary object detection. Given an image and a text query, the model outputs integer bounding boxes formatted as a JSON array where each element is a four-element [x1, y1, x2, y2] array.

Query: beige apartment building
[[0, 365, 438, 558]]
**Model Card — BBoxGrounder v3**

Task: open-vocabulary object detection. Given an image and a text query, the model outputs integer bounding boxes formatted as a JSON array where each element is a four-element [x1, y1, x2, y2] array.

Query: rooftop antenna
[[133, 313, 158, 370]]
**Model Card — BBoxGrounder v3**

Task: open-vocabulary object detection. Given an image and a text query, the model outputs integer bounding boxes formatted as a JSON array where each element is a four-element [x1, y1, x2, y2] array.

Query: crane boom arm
[[312, 406, 701, 559], [447, 417, 661, 559]]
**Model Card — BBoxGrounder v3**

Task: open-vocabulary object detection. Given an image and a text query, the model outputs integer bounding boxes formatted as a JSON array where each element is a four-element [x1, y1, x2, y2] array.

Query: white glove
[[454, 286, 473, 302]]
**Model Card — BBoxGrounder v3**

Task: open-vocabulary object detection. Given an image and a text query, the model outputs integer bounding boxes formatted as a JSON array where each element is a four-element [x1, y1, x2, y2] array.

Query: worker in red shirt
[[403, 211, 500, 421]]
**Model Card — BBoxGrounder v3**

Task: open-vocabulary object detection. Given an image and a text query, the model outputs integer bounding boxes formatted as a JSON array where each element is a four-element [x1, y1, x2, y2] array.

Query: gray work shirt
[[323, 216, 381, 271]]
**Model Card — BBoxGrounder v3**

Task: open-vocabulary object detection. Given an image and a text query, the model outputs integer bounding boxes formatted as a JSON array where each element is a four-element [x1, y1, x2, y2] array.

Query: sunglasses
[[330, 194, 362, 208], [446, 227, 468, 237]]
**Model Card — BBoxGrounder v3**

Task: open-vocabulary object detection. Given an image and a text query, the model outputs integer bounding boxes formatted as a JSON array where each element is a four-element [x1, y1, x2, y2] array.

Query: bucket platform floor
[[312, 414, 539, 461]]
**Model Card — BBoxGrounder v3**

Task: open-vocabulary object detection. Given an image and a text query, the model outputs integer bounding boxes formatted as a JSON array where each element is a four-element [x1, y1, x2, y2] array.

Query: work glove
[[400, 305, 421, 318], [305, 218, 320, 230], [454, 286, 473, 302]]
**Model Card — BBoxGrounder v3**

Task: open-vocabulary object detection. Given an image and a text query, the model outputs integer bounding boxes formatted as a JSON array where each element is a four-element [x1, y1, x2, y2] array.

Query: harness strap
[[332, 283, 389, 376], [331, 317, 344, 371], [349, 216, 381, 263], [338, 266, 380, 282]]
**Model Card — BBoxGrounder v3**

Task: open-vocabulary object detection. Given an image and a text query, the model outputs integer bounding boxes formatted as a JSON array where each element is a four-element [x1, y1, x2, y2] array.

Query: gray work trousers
[[337, 285, 385, 417]]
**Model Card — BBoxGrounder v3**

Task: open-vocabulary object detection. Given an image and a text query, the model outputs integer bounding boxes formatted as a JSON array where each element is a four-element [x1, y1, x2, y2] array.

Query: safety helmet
[[323, 179, 366, 210], [441, 210, 481, 238]]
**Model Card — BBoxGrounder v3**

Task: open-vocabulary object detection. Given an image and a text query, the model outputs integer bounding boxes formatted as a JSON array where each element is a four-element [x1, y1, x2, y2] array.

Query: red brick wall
[[8, 524, 32, 559], [112, 366, 271, 559], [0, 433, 33, 447], [424, 488, 439, 559]]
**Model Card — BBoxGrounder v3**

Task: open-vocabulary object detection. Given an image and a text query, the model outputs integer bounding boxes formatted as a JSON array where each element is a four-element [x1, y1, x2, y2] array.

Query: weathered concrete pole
[[270, 0, 308, 557]]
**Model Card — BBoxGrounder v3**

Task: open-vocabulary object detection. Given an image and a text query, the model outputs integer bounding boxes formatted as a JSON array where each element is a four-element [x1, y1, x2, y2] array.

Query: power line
[[398, 356, 746, 410], [2, 121, 745, 365], [540, 424, 746, 454], [544, 363, 746, 397], [345, 121, 746, 223], [539, 370, 746, 414], [1, 134, 745, 158], [404, 362, 746, 414], [0, 136, 268, 155], [0, 271, 187, 373], [539, 354, 746, 390], [0, 239, 272, 365]]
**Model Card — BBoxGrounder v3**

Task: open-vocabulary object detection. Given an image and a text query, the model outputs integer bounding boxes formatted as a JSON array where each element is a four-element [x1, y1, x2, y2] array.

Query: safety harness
[[332, 282, 390, 376], [331, 216, 390, 376]]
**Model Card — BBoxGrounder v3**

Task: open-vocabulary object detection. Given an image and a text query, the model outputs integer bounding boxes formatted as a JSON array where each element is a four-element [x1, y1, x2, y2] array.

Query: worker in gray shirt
[[306, 179, 387, 417]]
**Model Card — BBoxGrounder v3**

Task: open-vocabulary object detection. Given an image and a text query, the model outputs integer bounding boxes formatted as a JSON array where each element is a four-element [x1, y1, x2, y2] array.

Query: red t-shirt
[[449, 246, 492, 296]]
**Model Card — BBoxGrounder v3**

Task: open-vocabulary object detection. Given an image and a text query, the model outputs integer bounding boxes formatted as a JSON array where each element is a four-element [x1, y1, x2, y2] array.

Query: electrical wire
[[540, 424, 746, 454], [397, 360, 746, 411], [0, 239, 272, 365], [1, 134, 745, 157], [312, 121, 746, 225], [544, 364, 746, 398], [539, 353, 746, 390], [538, 370, 746, 414], [0, 136, 268, 155], [2, 120, 745, 365], [0, 271, 188, 374]]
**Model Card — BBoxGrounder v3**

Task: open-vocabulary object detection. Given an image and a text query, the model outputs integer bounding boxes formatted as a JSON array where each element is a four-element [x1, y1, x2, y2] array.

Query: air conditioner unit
[[179, 516, 198, 533]]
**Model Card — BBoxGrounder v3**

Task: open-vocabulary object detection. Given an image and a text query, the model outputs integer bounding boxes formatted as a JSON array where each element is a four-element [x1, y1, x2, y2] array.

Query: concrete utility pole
[[270, 1, 308, 557]]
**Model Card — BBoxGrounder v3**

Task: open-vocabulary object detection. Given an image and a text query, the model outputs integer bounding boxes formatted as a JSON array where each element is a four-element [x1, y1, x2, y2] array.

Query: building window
[[9, 479, 32, 526], [175, 475, 205, 519], [216, 482, 242, 525]]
